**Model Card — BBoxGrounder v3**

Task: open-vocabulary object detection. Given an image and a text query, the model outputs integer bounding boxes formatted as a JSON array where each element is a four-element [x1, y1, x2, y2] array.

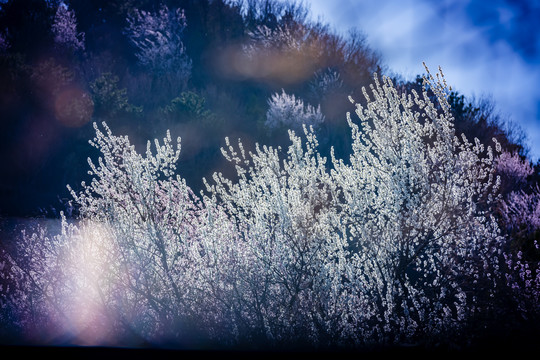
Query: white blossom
[[124, 4, 191, 77], [331, 64, 505, 344], [266, 89, 324, 131], [496, 150, 533, 185], [51, 3, 85, 52], [501, 185, 540, 232], [244, 23, 310, 56], [5, 63, 537, 350]]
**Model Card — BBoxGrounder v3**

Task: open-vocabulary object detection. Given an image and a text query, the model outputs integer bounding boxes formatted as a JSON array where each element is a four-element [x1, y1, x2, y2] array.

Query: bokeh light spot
[[54, 87, 94, 128]]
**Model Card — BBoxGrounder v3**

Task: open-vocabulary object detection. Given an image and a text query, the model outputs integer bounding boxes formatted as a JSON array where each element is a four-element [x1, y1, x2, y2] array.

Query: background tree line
[[0, 0, 378, 217], [0, 0, 532, 218], [0, 0, 539, 352]]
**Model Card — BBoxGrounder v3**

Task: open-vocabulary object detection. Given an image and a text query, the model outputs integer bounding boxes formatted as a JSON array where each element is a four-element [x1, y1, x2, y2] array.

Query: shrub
[[4, 64, 539, 351], [265, 89, 324, 131]]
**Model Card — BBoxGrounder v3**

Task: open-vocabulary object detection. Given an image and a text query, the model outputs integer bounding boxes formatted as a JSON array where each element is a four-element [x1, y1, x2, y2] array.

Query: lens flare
[[54, 87, 94, 128], [214, 44, 320, 86], [58, 220, 118, 346]]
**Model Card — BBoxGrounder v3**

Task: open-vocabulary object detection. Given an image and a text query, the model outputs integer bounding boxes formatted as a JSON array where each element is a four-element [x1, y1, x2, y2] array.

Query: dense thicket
[[0, 0, 538, 353]]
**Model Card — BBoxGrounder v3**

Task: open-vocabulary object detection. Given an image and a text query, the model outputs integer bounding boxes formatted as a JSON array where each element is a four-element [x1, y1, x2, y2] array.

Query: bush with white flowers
[[3, 64, 539, 350], [265, 89, 324, 131]]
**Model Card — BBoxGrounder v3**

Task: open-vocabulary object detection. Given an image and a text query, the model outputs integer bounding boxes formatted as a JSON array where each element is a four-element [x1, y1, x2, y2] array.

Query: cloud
[[464, 0, 540, 61], [305, 0, 540, 161]]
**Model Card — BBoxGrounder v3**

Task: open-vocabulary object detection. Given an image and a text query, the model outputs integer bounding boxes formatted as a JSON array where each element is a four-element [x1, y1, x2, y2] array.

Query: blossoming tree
[[331, 65, 505, 345], [51, 3, 85, 53], [2, 64, 539, 350], [124, 4, 191, 77]]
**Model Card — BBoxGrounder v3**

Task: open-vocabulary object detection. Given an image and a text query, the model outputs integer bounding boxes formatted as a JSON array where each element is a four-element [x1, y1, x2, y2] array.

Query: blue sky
[[305, 0, 540, 162]]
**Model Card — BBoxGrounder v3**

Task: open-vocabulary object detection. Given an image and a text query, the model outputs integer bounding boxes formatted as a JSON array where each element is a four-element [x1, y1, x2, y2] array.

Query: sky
[[304, 0, 540, 162]]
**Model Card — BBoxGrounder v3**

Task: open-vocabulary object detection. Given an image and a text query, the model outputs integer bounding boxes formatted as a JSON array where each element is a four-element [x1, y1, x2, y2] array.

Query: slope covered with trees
[[0, 0, 538, 353]]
